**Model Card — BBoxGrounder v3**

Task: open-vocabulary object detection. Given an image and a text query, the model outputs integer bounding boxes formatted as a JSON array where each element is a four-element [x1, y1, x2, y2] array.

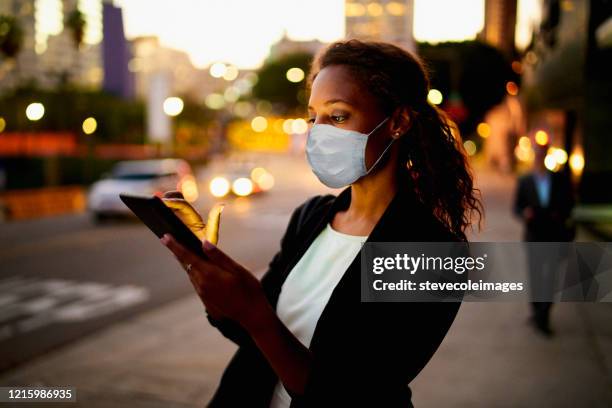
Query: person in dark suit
[[160, 39, 483, 407], [513, 143, 575, 336]]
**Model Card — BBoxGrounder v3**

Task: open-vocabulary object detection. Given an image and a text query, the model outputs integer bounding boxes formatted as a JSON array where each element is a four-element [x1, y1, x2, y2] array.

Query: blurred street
[[0, 153, 332, 371], [0, 153, 610, 407]]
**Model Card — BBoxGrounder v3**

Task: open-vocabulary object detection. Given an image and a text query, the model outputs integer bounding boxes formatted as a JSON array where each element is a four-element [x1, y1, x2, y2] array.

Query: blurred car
[[208, 162, 274, 198], [88, 158, 198, 221]]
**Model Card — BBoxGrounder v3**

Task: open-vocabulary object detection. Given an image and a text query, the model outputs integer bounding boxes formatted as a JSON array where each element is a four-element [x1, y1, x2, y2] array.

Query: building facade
[[345, 0, 415, 51]]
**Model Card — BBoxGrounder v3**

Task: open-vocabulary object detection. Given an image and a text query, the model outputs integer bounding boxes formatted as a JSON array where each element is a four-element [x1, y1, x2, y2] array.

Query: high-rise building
[[0, 0, 39, 89], [345, 0, 415, 51], [102, 2, 133, 98], [0, 0, 104, 92], [268, 32, 326, 60], [480, 0, 517, 58]]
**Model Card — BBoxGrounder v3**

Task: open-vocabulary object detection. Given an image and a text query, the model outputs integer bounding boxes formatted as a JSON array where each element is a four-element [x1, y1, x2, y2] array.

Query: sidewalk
[[1, 170, 611, 407]]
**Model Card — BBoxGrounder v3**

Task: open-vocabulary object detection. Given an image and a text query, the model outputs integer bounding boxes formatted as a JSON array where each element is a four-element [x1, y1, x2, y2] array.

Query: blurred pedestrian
[[513, 142, 575, 336], [160, 39, 482, 407]]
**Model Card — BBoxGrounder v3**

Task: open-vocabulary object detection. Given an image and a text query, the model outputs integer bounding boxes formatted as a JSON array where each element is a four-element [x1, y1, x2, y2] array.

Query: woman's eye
[[331, 114, 347, 123]]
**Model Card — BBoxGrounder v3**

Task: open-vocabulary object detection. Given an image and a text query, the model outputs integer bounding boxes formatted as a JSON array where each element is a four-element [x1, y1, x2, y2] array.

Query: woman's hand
[[160, 233, 270, 331], [161, 191, 207, 240], [161, 191, 224, 244], [162, 235, 313, 396]]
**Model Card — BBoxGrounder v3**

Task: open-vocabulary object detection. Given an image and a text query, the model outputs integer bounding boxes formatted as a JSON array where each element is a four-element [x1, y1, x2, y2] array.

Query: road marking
[[0, 276, 150, 341]]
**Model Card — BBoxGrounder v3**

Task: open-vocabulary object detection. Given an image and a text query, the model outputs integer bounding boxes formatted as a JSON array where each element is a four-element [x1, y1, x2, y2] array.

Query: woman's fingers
[[161, 233, 204, 271], [202, 239, 242, 270], [162, 190, 184, 199]]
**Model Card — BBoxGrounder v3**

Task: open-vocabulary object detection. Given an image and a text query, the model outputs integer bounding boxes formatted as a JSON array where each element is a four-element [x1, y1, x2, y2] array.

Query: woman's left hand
[[160, 233, 269, 330]]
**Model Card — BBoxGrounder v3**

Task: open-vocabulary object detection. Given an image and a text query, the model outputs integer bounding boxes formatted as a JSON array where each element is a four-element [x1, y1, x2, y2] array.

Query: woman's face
[[307, 65, 393, 170]]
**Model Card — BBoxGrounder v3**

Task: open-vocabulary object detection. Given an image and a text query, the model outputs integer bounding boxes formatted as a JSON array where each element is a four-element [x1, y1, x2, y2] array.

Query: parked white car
[[87, 158, 198, 222]]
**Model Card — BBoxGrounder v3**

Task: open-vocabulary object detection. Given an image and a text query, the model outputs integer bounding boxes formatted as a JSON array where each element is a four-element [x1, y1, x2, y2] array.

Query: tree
[[0, 15, 23, 59], [418, 41, 517, 136], [66, 9, 86, 50], [251, 52, 313, 115]]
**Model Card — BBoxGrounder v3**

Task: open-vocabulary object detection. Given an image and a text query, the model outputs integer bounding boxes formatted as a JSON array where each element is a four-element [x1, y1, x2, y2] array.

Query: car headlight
[[210, 176, 231, 198], [250, 167, 274, 191], [232, 177, 253, 197], [179, 175, 199, 202]]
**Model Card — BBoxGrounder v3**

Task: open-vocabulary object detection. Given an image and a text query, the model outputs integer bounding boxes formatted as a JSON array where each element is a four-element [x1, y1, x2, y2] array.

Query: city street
[[1, 0, 611, 406], [0, 154, 610, 407], [0, 153, 333, 371]]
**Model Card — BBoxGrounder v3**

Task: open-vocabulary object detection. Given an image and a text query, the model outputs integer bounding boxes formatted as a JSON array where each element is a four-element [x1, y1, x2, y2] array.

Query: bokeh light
[[251, 116, 268, 132], [286, 67, 305, 83], [209, 177, 230, 198], [82, 117, 97, 134], [463, 140, 477, 156], [535, 130, 549, 146], [518, 136, 531, 150], [223, 65, 239, 81], [477, 122, 491, 138], [506, 81, 519, 96], [224, 87, 240, 103], [233, 101, 253, 117], [163, 97, 184, 116], [550, 147, 568, 165], [26, 102, 45, 121], [179, 175, 199, 202], [544, 153, 559, 171], [569, 152, 585, 175], [205, 93, 226, 110], [427, 89, 443, 105], [209, 62, 227, 78], [282, 119, 294, 134], [291, 118, 308, 134], [232, 177, 253, 196]]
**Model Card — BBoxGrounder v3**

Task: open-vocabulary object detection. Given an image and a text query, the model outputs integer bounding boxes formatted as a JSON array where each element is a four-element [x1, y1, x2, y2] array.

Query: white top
[[269, 223, 368, 408]]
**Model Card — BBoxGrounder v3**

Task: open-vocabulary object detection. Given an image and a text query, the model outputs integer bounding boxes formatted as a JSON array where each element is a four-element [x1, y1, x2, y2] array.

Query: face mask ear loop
[[365, 137, 396, 174], [364, 116, 394, 174]]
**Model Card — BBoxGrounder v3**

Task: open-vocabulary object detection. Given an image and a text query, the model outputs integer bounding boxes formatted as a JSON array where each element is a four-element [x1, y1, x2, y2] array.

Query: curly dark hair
[[307, 39, 483, 240]]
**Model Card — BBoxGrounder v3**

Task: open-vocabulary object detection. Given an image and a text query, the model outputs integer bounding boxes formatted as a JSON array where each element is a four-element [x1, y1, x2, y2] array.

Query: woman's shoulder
[[291, 194, 336, 232]]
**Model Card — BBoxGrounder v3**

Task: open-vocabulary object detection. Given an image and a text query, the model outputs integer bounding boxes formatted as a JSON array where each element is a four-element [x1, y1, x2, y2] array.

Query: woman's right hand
[[162, 190, 225, 319]]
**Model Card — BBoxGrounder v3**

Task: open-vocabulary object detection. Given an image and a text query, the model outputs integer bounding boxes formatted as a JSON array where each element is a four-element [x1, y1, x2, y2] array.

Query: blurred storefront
[[520, 0, 612, 224]]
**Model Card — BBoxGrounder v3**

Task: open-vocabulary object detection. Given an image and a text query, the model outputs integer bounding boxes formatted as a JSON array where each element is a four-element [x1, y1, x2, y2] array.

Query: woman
[[160, 39, 482, 407]]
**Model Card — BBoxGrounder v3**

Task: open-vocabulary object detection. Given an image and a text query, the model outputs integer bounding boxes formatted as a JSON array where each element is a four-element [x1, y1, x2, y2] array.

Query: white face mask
[[306, 117, 394, 188]]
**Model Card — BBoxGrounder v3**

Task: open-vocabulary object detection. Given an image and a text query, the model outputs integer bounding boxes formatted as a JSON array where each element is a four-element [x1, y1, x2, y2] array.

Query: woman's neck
[[331, 160, 400, 235]]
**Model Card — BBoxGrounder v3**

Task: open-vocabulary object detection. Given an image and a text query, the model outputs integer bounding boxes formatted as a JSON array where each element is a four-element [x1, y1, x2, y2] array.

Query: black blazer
[[513, 170, 575, 241], [206, 181, 463, 407]]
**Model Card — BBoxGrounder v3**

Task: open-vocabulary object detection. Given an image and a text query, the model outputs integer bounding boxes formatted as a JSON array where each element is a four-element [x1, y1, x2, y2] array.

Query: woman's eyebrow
[[308, 99, 353, 110], [324, 98, 352, 106]]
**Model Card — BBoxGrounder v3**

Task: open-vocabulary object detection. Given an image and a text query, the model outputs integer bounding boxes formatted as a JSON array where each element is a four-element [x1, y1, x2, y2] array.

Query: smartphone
[[119, 193, 206, 257]]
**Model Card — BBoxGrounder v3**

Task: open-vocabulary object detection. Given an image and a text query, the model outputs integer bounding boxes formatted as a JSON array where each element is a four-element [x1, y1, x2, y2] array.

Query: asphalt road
[[0, 153, 330, 371]]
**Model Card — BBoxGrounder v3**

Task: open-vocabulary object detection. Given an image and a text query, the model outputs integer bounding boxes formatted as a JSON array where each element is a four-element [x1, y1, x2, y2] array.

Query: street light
[[286, 67, 305, 83], [163, 97, 184, 116], [210, 62, 227, 78], [26, 102, 45, 121], [427, 89, 443, 105], [251, 116, 268, 132], [223, 65, 239, 81], [82, 117, 97, 134]]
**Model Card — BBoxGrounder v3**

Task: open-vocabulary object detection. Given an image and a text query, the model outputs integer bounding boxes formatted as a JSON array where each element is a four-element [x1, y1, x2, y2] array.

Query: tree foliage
[[0, 15, 24, 58], [418, 41, 517, 135], [251, 52, 313, 115], [66, 9, 86, 49]]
